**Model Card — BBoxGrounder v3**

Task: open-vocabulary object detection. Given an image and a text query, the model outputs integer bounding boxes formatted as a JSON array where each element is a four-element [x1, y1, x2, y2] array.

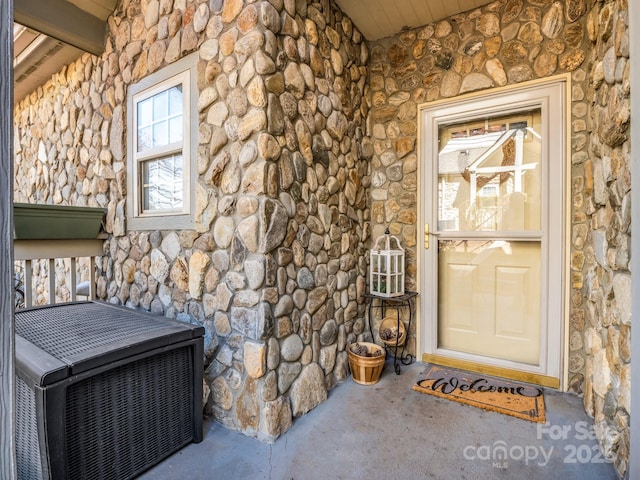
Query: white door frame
[[416, 76, 569, 388]]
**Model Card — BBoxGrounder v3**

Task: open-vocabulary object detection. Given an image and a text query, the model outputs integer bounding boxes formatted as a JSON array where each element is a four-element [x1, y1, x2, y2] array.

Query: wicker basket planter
[[378, 316, 406, 347], [348, 342, 386, 385]]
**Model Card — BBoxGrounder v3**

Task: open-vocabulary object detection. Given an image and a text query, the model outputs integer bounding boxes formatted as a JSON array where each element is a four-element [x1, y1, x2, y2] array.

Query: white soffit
[[334, 0, 494, 41]]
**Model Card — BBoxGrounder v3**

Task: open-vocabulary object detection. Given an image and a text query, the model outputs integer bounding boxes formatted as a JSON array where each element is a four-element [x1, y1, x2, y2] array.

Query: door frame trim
[[415, 74, 571, 390], [422, 353, 560, 389]]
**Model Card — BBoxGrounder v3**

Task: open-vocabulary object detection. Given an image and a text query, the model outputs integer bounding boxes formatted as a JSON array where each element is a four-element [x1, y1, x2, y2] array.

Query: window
[[126, 53, 197, 230]]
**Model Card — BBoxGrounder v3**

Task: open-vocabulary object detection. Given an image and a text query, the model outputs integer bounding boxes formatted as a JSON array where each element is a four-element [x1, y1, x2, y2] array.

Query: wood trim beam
[[14, 0, 107, 56], [0, 0, 16, 477]]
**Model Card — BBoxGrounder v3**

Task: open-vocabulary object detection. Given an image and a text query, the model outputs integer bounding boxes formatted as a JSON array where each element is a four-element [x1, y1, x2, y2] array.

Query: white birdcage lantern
[[369, 229, 405, 297]]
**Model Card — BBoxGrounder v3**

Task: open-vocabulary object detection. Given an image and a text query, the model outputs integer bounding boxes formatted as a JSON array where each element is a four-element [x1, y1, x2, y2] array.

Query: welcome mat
[[413, 364, 546, 423]]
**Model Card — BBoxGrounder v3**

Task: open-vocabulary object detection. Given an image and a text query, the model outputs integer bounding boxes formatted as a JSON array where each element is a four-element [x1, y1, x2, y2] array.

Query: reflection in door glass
[[437, 110, 542, 232]]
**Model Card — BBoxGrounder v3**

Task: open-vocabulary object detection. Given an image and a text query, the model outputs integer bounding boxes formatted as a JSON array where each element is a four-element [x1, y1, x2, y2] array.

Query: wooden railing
[[14, 238, 104, 307]]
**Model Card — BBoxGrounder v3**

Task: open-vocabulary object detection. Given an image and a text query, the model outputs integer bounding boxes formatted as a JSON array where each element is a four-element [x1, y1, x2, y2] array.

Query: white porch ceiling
[[334, 0, 494, 40], [13, 0, 116, 102], [14, 0, 493, 103]]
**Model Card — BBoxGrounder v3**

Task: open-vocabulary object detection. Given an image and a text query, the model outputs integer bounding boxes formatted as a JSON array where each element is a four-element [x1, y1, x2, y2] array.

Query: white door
[[419, 79, 566, 386]]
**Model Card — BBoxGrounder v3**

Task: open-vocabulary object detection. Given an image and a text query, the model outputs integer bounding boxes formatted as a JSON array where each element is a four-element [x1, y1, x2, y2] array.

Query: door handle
[[424, 224, 439, 249]]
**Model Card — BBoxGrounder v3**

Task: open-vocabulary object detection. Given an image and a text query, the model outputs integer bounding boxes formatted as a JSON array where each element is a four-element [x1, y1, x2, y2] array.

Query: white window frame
[[126, 53, 198, 231]]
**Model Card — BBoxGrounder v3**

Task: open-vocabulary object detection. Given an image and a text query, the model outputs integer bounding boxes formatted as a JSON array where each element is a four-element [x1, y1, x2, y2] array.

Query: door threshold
[[422, 353, 560, 389]]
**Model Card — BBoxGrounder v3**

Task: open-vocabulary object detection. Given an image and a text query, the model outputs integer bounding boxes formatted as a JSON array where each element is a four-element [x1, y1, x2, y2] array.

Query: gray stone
[[149, 249, 169, 282], [278, 361, 302, 394], [274, 295, 294, 317], [245, 259, 265, 290], [319, 344, 337, 373], [260, 199, 288, 253], [234, 289, 260, 308], [602, 48, 616, 85], [612, 273, 631, 325], [109, 105, 124, 161], [306, 287, 328, 315], [281, 334, 304, 362], [320, 319, 338, 345], [216, 282, 233, 312], [297, 267, 315, 289], [292, 289, 307, 310], [161, 232, 181, 261]]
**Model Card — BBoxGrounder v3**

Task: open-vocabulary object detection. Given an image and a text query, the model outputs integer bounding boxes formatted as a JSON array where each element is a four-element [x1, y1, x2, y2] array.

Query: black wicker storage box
[[15, 301, 204, 480]]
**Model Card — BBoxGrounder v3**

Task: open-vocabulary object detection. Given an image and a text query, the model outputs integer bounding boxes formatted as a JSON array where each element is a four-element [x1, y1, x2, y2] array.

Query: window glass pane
[[169, 85, 183, 115], [153, 90, 168, 121], [138, 98, 153, 127], [137, 84, 184, 152], [142, 154, 183, 211], [153, 122, 168, 148], [137, 126, 152, 152], [437, 109, 542, 232], [169, 116, 183, 144]]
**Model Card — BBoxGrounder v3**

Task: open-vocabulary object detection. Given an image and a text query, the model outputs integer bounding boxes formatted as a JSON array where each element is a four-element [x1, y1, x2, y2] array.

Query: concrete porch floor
[[140, 360, 618, 480]]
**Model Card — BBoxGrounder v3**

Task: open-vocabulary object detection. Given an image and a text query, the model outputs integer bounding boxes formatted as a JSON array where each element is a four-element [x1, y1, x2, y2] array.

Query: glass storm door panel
[[437, 110, 543, 365]]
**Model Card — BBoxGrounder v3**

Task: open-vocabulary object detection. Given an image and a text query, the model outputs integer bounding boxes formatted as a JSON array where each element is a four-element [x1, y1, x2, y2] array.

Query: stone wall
[[582, 0, 630, 476], [11, 0, 633, 472], [13, 0, 369, 442], [367, 0, 591, 363], [366, 0, 631, 476]]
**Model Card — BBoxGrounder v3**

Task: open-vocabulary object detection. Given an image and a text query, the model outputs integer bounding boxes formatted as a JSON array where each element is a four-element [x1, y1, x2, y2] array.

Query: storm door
[[419, 80, 566, 387]]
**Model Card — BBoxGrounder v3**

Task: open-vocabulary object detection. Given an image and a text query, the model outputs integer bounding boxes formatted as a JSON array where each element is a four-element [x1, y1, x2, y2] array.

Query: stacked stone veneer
[[11, 0, 633, 473], [367, 0, 591, 363], [366, 0, 630, 476], [14, 0, 370, 441], [580, 0, 630, 476]]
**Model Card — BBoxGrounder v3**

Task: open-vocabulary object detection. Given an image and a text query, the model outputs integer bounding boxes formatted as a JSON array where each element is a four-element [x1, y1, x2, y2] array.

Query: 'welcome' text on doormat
[[413, 365, 546, 423]]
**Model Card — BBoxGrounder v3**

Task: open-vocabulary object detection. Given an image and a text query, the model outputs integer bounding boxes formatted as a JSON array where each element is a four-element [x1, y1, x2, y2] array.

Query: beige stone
[[592, 348, 611, 397], [619, 364, 631, 413], [541, 2, 564, 38], [213, 216, 235, 249], [485, 58, 507, 86], [459, 72, 493, 94], [188, 251, 211, 300], [238, 216, 260, 252], [170, 256, 189, 292], [244, 342, 267, 378], [211, 376, 233, 410], [534, 52, 558, 77], [219, 28, 238, 56], [440, 71, 461, 97], [502, 40, 528, 65], [502, 0, 523, 23], [476, 13, 500, 37], [238, 5, 258, 33]]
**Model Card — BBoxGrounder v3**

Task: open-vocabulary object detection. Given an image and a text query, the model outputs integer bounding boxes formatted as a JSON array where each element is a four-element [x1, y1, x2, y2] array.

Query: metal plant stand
[[364, 291, 418, 374]]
